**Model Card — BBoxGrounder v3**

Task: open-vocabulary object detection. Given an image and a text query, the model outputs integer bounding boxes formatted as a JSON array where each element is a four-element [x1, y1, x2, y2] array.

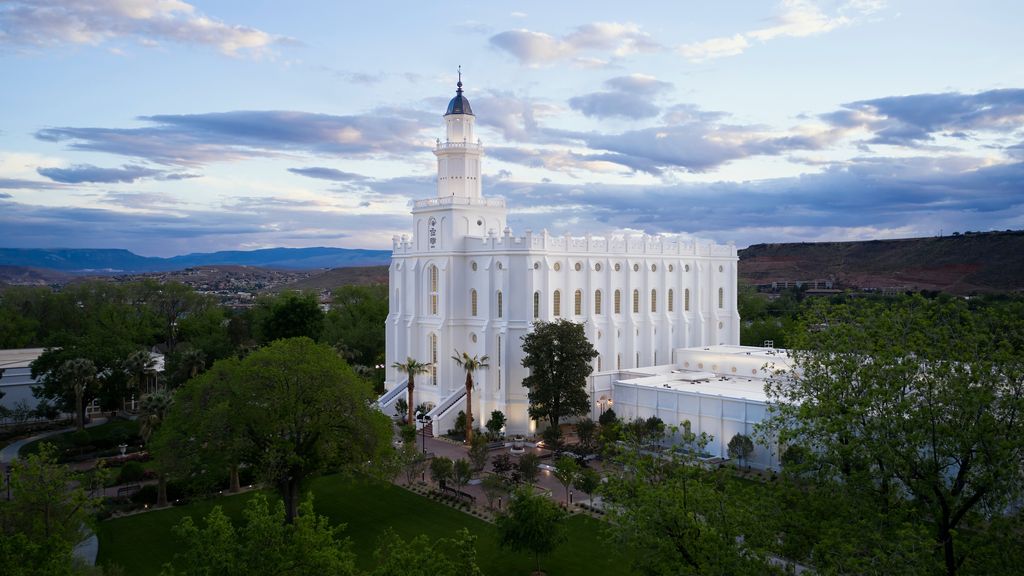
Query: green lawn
[[96, 475, 632, 576]]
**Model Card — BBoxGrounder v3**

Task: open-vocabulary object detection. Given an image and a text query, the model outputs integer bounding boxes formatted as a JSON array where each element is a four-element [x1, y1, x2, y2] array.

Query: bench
[[116, 484, 141, 498]]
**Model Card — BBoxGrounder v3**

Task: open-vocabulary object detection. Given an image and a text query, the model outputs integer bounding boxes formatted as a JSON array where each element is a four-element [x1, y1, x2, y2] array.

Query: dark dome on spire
[[445, 79, 474, 116]]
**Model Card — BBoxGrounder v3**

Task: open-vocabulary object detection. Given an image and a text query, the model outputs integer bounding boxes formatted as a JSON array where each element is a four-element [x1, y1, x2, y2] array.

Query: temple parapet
[[392, 227, 737, 257]]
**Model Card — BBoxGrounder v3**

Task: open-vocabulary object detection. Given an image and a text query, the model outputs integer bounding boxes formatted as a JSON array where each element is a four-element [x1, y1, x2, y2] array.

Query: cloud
[[569, 92, 661, 120], [823, 89, 1024, 145], [0, 178, 67, 190], [678, 0, 881, 62], [490, 22, 661, 66], [288, 167, 367, 182], [678, 34, 749, 62], [485, 156, 1024, 246], [568, 74, 673, 119], [0, 194, 409, 255], [0, 0, 287, 56], [37, 163, 167, 183], [36, 109, 431, 166], [0, 192, 10, 198]]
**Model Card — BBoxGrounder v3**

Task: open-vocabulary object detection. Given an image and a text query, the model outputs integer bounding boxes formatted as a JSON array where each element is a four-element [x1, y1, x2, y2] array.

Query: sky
[[0, 0, 1022, 256]]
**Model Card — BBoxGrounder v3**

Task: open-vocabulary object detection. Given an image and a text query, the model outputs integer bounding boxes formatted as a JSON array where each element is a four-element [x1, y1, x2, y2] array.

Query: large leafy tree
[[253, 292, 325, 344], [124, 349, 157, 397], [0, 443, 98, 575], [763, 295, 1024, 576], [322, 284, 388, 369], [496, 486, 567, 574], [157, 338, 392, 523], [391, 357, 431, 426], [520, 319, 598, 442], [451, 350, 488, 442], [603, 427, 780, 576]]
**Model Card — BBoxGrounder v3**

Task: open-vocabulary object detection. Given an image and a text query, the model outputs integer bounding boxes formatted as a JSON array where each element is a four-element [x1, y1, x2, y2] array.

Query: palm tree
[[124, 349, 156, 397], [452, 350, 488, 443], [139, 391, 174, 507], [391, 357, 431, 425], [177, 346, 206, 382], [60, 358, 97, 432]]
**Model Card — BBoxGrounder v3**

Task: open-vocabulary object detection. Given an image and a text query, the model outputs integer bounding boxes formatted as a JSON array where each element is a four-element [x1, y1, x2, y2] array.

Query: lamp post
[[416, 411, 432, 454]]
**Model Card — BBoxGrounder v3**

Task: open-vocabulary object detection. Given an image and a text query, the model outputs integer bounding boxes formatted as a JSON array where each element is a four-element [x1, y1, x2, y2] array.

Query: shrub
[[117, 461, 146, 484]]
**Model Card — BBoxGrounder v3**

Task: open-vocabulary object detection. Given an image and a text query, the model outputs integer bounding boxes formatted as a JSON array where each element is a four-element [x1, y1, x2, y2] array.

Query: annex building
[[380, 79, 763, 453]]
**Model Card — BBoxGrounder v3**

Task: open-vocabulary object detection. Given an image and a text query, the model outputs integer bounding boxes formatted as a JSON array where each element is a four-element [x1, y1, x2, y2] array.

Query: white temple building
[[381, 78, 750, 442]]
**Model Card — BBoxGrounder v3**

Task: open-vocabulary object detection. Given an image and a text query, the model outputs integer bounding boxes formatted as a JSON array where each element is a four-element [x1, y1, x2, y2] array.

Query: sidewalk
[[411, 434, 602, 509], [0, 417, 109, 465]]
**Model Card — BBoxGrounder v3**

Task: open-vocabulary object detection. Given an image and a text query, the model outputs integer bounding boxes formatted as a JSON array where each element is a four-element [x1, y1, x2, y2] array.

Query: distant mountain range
[[0, 247, 392, 274]]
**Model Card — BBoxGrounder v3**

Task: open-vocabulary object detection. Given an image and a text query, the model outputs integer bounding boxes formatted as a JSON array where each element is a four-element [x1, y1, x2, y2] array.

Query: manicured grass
[[19, 419, 141, 459], [97, 475, 632, 576]]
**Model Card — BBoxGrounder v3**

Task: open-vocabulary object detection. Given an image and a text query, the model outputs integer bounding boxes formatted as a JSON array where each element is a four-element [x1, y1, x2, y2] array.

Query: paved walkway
[[409, 434, 604, 509], [0, 417, 108, 465], [2, 418, 109, 567]]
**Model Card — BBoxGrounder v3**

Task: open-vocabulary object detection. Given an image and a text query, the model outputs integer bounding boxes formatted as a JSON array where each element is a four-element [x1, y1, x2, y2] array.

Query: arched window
[[616, 354, 621, 370], [533, 291, 540, 319], [429, 333, 438, 386], [553, 290, 561, 317], [636, 352, 640, 367], [614, 289, 621, 314], [668, 289, 674, 312], [594, 290, 602, 315], [718, 287, 724, 309], [470, 289, 478, 316], [632, 289, 639, 313], [597, 356, 602, 371], [429, 265, 439, 315], [574, 290, 582, 316], [497, 291, 503, 318], [651, 289, 657, 313], [685, 288, 691, 311]]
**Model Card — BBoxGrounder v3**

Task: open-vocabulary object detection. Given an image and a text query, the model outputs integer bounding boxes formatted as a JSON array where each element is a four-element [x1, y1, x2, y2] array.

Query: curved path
[[1, 417, 109, 567], [0, 417, 108, 465]]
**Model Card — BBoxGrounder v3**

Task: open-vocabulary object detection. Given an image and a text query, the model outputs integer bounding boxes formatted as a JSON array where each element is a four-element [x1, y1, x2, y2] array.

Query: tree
[[517, 453, 540, 486], [156, 338, 391, 523], [175, 346, 207, 383], [322, 285, 388, 369], [602, 438, 780, 576], [162, 494, 357, 576], [762, 295, 1024, 576], [598, 408, 618, 427], [553, 456, 579, 507], [139, 391, 174, 507], [254, 292, 325, 344], [467, 434, 488, 472], [0, 443, 98, 574], [369, 528, 483, 576], [575, 418, 597, 453], [451, 350, 488, 443], [391, 357, 431, 429], [430, 456, 453, 490], [123, 349, 157, 397], [393, 398, 409, 423], [485, 410, 506, 440], [496, 486, 568, 574], [521, 319, 597, 442], [481, 473, 508, 510], [59, 358, 96, 432], [452, 459, 472, 500], [573, 467, 600, 506], [727, 434, 754, 469]]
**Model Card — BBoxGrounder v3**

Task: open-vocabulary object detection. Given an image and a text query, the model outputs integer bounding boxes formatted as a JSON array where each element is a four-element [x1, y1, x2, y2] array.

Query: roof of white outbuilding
[[613, 345, 796, 404], [0, 348, 46, 370]]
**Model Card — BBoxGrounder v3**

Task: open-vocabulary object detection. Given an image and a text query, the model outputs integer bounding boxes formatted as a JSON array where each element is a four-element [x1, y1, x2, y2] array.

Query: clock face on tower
[[428, 218, 437, 249]]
